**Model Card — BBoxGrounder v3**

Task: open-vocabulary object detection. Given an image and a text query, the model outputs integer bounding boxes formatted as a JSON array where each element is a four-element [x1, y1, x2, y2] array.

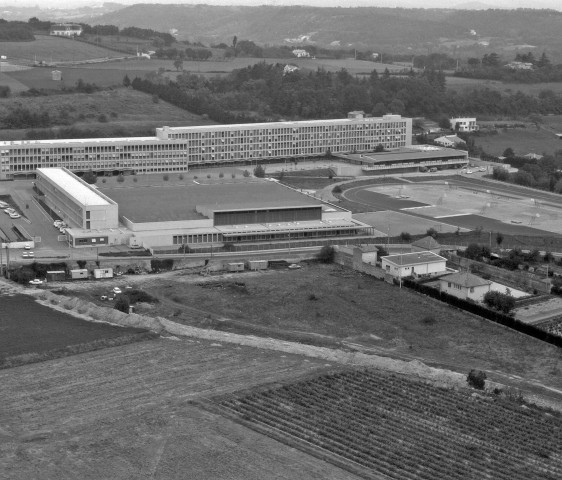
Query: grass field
[[0, 293, 149, 362], [0, 88, 217, 140], [0, 338, 350, 479], [216, 368, 562, 480], [446, 76, 562, 96], [0, 35, 126, 64], [474, 127, 562, 157], [109, 264, 562, 392]]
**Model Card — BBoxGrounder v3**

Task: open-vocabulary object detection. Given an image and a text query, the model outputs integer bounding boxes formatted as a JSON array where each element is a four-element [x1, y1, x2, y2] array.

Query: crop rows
[[219, 369, 562, 480]]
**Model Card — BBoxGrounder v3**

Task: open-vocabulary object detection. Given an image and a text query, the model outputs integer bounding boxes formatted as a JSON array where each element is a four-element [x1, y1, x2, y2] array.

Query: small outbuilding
[[227, 262, 244, 272], [246, 260, 268, 271], [439, 271, 492, 302], [93, 267, 113, 279], [70, 268, 88, 280], [381, 251, 447, 279], [46, 270, 66, 282], [411, 236, 441, 254]]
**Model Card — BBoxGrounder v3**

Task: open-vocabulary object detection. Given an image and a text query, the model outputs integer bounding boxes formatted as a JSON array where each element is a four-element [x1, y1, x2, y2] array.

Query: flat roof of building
[[157, 114, 406, 134], [37, 168, 110, 206], [341, 147, 467, 164], [102, 179, 325, 223], [382, 251, 447, 266]]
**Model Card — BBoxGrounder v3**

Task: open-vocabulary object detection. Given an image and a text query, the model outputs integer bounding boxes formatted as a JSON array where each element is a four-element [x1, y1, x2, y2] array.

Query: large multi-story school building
[[0, 112, 411, 180]]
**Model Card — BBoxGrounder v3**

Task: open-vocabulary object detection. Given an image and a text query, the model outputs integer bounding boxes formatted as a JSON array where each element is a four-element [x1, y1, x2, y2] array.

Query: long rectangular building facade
[[0, 112, 411, 180]]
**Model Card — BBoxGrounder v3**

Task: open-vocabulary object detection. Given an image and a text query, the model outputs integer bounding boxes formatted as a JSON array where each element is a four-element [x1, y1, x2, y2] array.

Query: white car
[[288, 264, 302, 270], [53, 220, 62, 227], [479, 167, 487, 172], [29, 279, 44, 285], [465, 170, 473, 174], [112, 287, 122, 294], [24, 245, 31, 250], [22, 252, 29, 258], [9, 212, 20, 219], [27, 251, 34, 258]]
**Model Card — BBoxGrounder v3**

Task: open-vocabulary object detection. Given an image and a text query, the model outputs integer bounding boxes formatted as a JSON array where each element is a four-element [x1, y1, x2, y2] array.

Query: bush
[[82, 170, 97, 185], [426, 227, 438, 238], [163, 174, 169, 181], [150, 258, 174, 272], [333, 185, 342, 194], [243, 170, 250, 177], [317, 245, 335, 263], [114, 295, 130, 313], [400, 232, 412, 242], [219, 172, 224, 178], [483, 290, 515, 314], [76, 260, 87, 269], [116, 174, 125, 183], [253, 164, 265, 178], [467, 369, 487, 390], [97, 114, 108, 123], [126, 289, 159, 304]]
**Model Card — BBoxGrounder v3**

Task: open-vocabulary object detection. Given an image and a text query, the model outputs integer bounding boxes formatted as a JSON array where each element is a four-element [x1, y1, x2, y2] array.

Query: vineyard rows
[[219, 369, 562, 480]]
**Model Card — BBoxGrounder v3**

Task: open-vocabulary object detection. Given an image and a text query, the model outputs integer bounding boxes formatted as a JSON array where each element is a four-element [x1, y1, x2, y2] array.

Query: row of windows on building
[[164, 122, 408, 140]]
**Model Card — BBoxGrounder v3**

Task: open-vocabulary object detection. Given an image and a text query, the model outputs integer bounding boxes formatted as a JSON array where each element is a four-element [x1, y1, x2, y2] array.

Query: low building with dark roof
[[439, 271, 492, 302], [381, 251, 447, 278]]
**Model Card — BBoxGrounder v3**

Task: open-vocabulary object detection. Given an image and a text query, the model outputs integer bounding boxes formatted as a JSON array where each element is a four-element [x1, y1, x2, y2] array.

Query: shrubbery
[[467, 369, 487, 390]]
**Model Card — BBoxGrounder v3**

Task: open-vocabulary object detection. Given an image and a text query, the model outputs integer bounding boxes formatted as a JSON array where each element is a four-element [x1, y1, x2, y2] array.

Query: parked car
[[24, 245, 31, 250], [9, 212, 21, 219], [29, 279, 44, 285], [53, 220, 62, 227], [27, 252, 34, 258], [112, 287, 122, 294], [465, 170, 473, 174], [22, 252, 29, 258], [288, 264, 302, 269]]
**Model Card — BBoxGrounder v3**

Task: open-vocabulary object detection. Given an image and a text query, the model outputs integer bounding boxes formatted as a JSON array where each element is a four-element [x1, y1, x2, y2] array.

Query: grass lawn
[[474, 127, 562, 157], [140, 264, 562, 391], [0, 293, 149, 360], [0, 88, 217, 140]]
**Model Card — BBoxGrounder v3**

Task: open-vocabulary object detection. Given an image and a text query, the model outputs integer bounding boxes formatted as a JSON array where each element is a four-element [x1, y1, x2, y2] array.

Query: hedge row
[[402, 278, 562, 348]]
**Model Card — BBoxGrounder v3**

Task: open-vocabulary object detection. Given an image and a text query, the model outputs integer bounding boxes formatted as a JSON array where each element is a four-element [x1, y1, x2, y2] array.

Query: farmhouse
[[0, 112, 411, 180], [439, 271, 492, 302], [381, 251, 447, 279], [38, 168, 374, 249], [50, 24, 83, 37]]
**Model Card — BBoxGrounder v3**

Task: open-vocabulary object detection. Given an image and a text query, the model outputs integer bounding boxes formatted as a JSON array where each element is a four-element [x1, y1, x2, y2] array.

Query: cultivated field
[[0, 338, 353, 480], [216, 369, 562, 480], [0, 292, 148, 360]]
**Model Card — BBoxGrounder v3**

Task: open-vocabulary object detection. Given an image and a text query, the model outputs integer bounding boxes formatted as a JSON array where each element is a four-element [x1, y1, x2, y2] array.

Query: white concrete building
[[439, 271, 492, 302], [0, 112, 412, 180], [381, 251, 447, 279], [450, 118, 479, 132], [36, 168, 119, 246]]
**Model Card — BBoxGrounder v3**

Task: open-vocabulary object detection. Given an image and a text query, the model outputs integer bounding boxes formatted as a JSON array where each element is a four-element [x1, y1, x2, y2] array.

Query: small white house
[[450, 117, 479, 132], [434, 135, 465, 148], [292, 49, 310, 58], [439, 271, 492, 302], [381, 251, 447, 279]]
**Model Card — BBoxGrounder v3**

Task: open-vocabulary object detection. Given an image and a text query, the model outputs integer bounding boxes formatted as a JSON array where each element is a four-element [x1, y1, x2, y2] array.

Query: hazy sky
[[3, 0, 562, 10]]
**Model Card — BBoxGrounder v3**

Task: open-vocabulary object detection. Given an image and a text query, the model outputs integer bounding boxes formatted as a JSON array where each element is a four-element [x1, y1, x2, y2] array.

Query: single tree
[[116, 174, 125, 183], [495, 233, 504, 248], [114, 295, 130, 314], [83, 170, 97, 184], [253, 164, 265, 178], [122, 74, 131, 87], [467, 370, 487, 390], [173, 57, 183, 71]]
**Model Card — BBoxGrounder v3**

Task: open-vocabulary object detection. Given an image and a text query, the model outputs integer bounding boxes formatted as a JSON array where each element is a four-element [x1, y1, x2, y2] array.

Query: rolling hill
[[88, 5, 562, 55]]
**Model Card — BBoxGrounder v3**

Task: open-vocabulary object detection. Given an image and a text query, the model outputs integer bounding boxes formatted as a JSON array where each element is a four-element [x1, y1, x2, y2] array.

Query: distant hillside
[[87, 5, 562, 54]]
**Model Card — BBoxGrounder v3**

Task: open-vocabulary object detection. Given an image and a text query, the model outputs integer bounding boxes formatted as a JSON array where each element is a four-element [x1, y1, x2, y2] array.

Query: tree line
[[130, 62, 562, 127]]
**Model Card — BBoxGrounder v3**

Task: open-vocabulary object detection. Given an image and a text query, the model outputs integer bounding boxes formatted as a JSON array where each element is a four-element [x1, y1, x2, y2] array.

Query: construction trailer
[[70, 268, 88, 280], [227, 262, 245, 272], [246, 259, 268, 271], [46, 270, 66, 282], [93, 267, 113, 279]]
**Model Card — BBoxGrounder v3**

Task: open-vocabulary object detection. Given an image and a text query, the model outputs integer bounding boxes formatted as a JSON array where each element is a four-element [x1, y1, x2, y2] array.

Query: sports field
[[348, 180, 562, 236]]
